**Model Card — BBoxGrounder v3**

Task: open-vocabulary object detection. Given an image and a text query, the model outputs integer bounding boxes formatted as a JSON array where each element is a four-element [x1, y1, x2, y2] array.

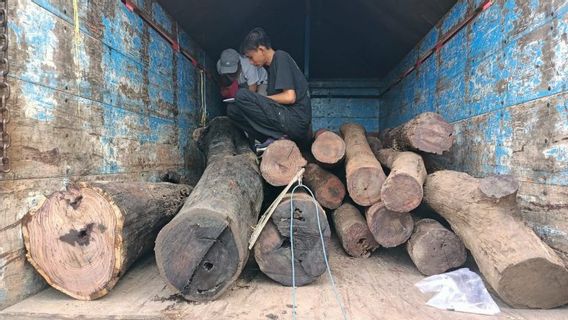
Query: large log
[[254, 193, 330, 286], [376, 149, 427, 213], [155, 117, 263, 301], [366, 201, 414, 248], [333, 203, 379, 258], [424, 171, 568, 308], [303, 163, 346, 210], [406, 218, 466, 276], [311, 129, 346, 166], [260, 140, 307, 186], [340, 123, 386, 206], [380, 112, 454, 155], [22, 181, 191, 300]]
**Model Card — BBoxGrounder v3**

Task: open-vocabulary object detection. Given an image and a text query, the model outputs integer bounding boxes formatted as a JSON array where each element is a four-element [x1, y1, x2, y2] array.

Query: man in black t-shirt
[[226, 27, 311, 152]]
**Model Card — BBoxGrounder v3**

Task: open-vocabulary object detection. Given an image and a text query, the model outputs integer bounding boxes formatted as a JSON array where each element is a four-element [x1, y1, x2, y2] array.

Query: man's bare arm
[[267, 89, 296, 105]]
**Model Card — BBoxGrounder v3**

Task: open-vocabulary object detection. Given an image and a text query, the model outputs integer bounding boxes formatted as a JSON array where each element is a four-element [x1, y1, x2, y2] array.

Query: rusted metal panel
[[1, 0, 219, 310], [381, 0, 568, 265]]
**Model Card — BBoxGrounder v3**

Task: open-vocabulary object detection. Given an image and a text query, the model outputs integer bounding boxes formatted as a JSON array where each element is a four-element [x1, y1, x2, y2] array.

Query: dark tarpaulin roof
[[158, 0, 457, 79]]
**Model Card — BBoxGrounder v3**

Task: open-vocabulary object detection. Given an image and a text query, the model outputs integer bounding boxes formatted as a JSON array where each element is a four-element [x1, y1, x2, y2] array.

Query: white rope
[[289, 180, 348, 320]]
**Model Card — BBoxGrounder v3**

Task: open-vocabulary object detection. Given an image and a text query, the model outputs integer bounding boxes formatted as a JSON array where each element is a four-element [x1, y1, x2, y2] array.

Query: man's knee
[[226, 103, 240, 120], [236, 88, 256, 103]]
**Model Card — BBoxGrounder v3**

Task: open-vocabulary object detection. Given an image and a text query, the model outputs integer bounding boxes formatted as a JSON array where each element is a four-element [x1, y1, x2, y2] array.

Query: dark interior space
[[158, 0, 457, 79]]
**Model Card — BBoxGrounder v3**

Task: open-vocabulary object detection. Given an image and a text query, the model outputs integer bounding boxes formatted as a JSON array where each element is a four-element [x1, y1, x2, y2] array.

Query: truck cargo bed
[[2, 238, 566, 320]]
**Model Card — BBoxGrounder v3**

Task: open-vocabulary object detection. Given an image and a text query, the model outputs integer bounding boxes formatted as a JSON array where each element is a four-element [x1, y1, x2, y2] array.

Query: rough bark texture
[[424, 170, 568, 309], [303, 163, 346, 210], [333, 203, 379, 258], [155, 117, 263, 301], [380, 112, 454, 155], [340, 123, 386, 206], [22, 182, 191, 300], [377, 149, 427, 213], [367, 136, 383, 160], [311, 129, 346, 166], [254, 193, 330, 286], [260, 140, 307, 187], [406, 218, 466, 276], [366, 201, 414, 248]]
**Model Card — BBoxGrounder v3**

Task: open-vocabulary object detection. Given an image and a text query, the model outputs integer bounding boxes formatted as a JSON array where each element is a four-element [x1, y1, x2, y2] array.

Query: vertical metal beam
[[304, 0, 311, 79]]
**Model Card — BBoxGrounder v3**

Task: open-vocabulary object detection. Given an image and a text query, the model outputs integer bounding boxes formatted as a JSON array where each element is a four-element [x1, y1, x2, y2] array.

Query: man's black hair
[[240, 27, 272, 53]]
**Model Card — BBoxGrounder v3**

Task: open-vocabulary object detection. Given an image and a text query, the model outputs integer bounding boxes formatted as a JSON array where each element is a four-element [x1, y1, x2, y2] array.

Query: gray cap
[[217, 48, 239, 74]]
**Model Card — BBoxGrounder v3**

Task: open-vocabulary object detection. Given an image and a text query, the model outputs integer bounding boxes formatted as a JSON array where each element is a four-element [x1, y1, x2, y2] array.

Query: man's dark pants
[[227, 89, 309, 146]]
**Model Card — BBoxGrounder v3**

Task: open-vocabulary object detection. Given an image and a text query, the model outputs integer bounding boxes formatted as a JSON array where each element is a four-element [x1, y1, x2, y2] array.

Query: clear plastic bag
[[415, 268, 500, 315]]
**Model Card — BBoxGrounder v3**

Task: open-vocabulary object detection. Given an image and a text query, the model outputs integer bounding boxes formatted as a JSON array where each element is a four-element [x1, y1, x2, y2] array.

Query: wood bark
[[333, 203, 379, 258], [254, 193, 330, 286], [155, 117, 263, 301], [311, 129, 346, 166], [260, 140, 307, 186], [22, 181, 191, 300], [424, 170, 568, 309], [406, 218, 466, 276], [380, 112, 454, 154], [366, 201, 414, 248], [340, 123, 386, 206], [377, 149, 427, 212], [303, 163, 346, 210], [366, 136, 383, 160]]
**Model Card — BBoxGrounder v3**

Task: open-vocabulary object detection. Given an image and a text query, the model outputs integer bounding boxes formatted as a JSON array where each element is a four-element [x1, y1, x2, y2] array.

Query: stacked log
[[254, 193, 330, 286], [424, 171, 568, 309], [380, 112, 454, 154], [302, 163, 345, 210], [340, 123, 386, 206], [332, 203, 379, 258], [366, 136, 383, 160], [22, 181, 192, 300], [155, 117, 263, 301], [260, 140, 307, 186], [365, 201, 414, 248], [376, 149, 427, 213], [311, 129, 346, 167], [406, 218, 466, 276]]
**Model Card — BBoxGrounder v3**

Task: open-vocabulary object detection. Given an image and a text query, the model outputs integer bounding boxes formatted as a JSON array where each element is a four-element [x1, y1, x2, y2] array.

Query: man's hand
[[248, 83, 258, 93], [267, 89, 296, 105]]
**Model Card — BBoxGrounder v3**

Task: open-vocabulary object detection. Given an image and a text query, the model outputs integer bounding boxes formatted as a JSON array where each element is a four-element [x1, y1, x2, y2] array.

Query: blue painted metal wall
[[380, 0, 568, 261], [310, 80, 381, 134], [0, 0, 221, 309]]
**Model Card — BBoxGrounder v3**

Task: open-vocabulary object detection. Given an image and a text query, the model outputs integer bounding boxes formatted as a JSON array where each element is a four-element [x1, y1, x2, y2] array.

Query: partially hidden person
[[217, 48, 268, 99]]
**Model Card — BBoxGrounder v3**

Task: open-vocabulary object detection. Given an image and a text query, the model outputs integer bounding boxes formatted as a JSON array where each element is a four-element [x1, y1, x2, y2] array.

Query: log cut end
[[347, 166, 385, 206], [254, 193, 330, 286], [154, 211, 241, 301], [22, 186, 123, 300], [260, 140, 307, 186], [498, 257, 568, 309], [366, 201, 414, 248], [304, 163, 346, 210], [333, 203, 379, 258], [479, 174, 519, 199], [408, 112, 454, 154], [311, 130, 346, 165], [381, 173, 423, 213], [406, 219, 466, 276]]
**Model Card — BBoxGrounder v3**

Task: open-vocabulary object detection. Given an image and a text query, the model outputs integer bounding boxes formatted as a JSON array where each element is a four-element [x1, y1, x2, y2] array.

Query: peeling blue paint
[[21, 81, 55, 122], [381, 0, 568, 188], [151, 1, 173, 34]]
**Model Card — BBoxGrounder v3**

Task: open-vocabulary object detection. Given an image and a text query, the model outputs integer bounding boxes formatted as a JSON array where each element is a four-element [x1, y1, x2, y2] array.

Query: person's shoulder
[[239, 56, 253, 67], [275, 50, 292, 60]]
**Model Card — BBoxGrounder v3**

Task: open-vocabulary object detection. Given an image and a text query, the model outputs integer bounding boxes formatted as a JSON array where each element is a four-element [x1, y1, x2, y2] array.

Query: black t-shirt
[[266, 50, 311, 135]]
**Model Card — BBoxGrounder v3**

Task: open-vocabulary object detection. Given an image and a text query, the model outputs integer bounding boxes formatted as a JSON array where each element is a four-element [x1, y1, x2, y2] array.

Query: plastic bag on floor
[[415, 268, 500, 315]]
